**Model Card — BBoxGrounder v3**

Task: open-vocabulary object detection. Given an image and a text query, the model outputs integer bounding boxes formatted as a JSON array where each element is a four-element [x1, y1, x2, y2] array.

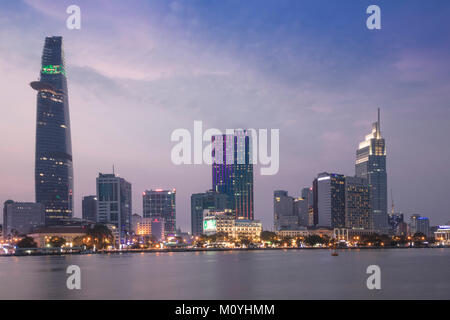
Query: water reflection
[[0, 249, 448, 299]]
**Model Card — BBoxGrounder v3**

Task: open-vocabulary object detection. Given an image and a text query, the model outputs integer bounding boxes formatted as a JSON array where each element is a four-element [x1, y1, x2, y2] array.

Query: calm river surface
[[0, 248, 449, 299]]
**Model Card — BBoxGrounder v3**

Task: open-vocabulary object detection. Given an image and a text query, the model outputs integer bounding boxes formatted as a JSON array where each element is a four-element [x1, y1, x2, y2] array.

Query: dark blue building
[[30, 37, 73, 225], [212, 130, 254, 220]]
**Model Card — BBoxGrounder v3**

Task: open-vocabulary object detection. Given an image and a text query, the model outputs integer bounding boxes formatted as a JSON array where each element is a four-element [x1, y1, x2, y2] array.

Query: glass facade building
[[212, 130, 254, 220], [313, 173, 346, 228], [82, 195, 97, 222], [31, 37, 73, 225], [143, 189, 176, 235], [344, 176, 372, 230], [96, 173, 132, 245], [355, 109, 388, 231], [191, 190, 229, 236], [3, 201, 45, 237]]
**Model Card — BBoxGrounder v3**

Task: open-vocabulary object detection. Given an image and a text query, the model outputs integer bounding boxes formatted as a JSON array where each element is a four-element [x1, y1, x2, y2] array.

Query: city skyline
[[1, 1, 450, 232]]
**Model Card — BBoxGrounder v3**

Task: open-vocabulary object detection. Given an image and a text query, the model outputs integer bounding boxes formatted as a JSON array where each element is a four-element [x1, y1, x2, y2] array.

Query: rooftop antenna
[[377, 107, 381, 138]]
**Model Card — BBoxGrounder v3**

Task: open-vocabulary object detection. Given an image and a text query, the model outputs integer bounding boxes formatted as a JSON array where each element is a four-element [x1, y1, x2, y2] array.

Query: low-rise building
[[435, 225, 450, 245], [276, 228, 333, 238], [203, 210, 262, 241], [28, 226, 87, 247]]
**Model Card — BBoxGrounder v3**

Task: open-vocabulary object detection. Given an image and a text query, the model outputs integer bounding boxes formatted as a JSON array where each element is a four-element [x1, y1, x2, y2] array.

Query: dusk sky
[[1, 0, 450, 230]]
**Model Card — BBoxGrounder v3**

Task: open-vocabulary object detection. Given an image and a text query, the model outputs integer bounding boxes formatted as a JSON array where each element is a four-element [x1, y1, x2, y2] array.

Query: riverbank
[[2, 245, 449, 257]]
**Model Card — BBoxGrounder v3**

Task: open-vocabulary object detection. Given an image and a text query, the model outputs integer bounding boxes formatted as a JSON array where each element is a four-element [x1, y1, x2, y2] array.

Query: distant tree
[[73, 236, 87, 248], [413, 232, 427, 240], [215, 232, 229, 242], [130, 242, 145, 249], [16, 236, 37, 248], [87, 224, 114, 249], [304, 235, 327, 247], [261, 231, 277, 242], [281, 236, 293, 246], [413, 232, 428, 246], [144, 235, 157, 244], [239, 236, 252, 247], [48, 236, 66, 248]]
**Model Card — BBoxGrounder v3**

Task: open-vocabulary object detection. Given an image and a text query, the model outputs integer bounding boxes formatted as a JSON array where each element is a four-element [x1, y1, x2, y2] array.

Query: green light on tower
[[41, 65, 66, 76]]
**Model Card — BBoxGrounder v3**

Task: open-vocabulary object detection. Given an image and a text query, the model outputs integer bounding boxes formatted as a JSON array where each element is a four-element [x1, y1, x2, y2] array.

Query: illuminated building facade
[[388, 212, 404, 234], [409, 214, 430, 237], [345, 176, 372, 230], [143, 189, 176, 235], [96, 173, 132, 245], [31, 36, 73, 225], [136, 218, 153, 236], [434, 225, 450, 245], [203, 210, 262, 240], [135, 217, 165, 241], [28, 226, 86, 247], [191, 190, 229, 236], [212, 130, 254, 220], [356, 109, 388, 232]]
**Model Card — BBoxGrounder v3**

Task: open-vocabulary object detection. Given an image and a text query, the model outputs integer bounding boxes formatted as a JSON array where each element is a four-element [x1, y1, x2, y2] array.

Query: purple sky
[[1, 0, 450, 230]]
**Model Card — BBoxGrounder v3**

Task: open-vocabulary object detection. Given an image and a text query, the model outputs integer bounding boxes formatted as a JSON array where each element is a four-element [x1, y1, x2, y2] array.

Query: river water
[[0, 248, 448, 299]]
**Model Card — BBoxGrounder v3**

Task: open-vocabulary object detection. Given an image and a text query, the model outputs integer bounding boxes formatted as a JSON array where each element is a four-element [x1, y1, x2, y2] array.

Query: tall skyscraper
[[82, 195, 97, 222], [313, 173, 346, 228], [212, 130, 254, 220], [356, 109, 388, 231], [143, 189, 176, 235], [30, 36, 73, 225], [96, 173, 132, 245], [191, 190, 229, 236]]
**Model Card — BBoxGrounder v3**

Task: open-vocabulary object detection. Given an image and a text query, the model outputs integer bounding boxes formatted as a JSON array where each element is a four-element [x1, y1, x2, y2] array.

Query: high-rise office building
[[409, 214, 430, 237], [143, 189, 176, 235], [356, 109, 388, 232], [191, 190, 229, 236], [301, 187, 314, 226], [96, 173, 132, 245], [313, 173, 346, 228], [274, 190, 303, 231], [30, 36, 73, 225], [294, 197, 308, 228], [82, 195, 97, 222], [3, 201, 45, 237], [344, 176, 372, 230], [212, 130, 254, 220]]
